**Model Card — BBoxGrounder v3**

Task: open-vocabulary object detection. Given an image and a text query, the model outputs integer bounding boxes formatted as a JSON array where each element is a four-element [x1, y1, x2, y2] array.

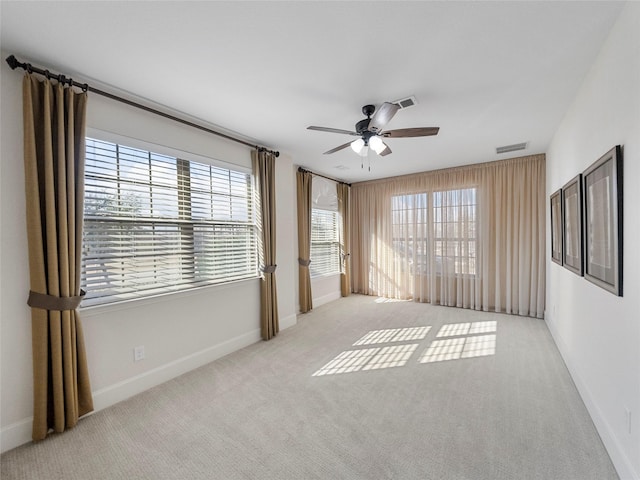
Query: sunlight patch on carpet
[[436, 321, 497, 338], [313, 321, 498, 377], [419, 334, 496, 363], [374, 297, 410, 303], [353, 326, 431, 346], [362, 344, 419, 371], [313, 343, 421, 376], [312, 348, 381, 376]]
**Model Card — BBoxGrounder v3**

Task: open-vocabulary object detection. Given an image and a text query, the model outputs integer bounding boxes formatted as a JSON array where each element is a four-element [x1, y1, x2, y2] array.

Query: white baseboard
[[313, 291, 341, 308], [1, 328, 261, 454], [279, 313, 297, 331], [0, 417, 33, 454], [545, 316, 639, 480], [296, 292, 342, 315]]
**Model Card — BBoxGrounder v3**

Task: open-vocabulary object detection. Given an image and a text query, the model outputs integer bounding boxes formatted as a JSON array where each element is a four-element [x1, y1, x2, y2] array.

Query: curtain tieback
[[262, 265, 277, 274], [298, 258, 311, 267], [27, 290, 86, 311]]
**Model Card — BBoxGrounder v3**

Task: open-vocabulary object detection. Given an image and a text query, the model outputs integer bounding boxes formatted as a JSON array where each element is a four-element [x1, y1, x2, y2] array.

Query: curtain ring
[[58, 74, 66, 84], [44, 69, 50, 79], [82, 83, 89, 93], [68, 77, 73, 87], [26, 63, 33, 74]]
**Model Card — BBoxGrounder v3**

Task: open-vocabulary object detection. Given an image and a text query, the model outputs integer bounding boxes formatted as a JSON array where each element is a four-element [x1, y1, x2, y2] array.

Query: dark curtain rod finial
[[6, 55, 19, 70], [5, 54, 280, 157]]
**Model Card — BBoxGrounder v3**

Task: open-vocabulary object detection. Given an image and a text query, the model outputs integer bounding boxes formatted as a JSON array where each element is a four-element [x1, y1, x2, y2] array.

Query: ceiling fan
[[307, 102, 439, 157]]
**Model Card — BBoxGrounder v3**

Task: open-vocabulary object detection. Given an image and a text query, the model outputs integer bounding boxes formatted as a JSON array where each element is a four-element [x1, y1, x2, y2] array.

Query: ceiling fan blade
[[382, 127, 440, 138], [323, 141, 353, 155], [367, 102, 400, 132], [379, 143, 392, 156], [307, 126, 359, 136]]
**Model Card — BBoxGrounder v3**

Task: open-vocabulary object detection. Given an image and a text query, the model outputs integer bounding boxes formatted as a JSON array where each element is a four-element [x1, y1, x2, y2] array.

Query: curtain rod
[[297, 166, 351, 186], [5, 55, 279, 158]]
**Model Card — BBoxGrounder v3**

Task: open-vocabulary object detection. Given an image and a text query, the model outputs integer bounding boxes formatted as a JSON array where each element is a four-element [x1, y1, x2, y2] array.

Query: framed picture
[[550, 189, 563, 265], [562, 174, 583, 276], [583, 145, 623, 296]]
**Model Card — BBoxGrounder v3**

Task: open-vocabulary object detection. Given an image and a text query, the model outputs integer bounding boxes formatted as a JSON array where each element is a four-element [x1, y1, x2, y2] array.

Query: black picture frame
[[583, 145, 623, 296], [562, 174, 583, 276], [550, 189, 563, 265]]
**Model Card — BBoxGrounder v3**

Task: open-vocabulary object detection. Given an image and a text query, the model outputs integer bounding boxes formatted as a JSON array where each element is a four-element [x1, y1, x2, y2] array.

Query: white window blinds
[[310, 209, 341, 277], [81, 137, 258, 306]]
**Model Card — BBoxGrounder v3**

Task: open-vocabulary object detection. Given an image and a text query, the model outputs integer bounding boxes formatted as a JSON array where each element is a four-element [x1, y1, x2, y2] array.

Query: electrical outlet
[[625, 408, 632, 434], [134, 345, 145, 362]]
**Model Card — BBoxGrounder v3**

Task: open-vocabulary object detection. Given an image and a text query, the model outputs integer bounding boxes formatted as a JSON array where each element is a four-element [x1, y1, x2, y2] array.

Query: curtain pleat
[[252, 150, 279, 340], [351, 155, 545, 318], [296, 170, 313, 312], [337, 183, 351, 297], [22, 73, 94, 441]]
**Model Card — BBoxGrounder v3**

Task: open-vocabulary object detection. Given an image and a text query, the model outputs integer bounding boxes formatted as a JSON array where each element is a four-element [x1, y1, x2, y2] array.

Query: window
[[392, 187, 477, 275], [81, 137, 257, 306], [433, 188, 477, 275], [392, 193, 429, 275], [310, 208, 341, 277]]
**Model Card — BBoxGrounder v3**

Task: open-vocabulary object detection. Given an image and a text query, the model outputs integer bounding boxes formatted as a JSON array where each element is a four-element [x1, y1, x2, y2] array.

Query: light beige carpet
[[1, 295, 619, 479]]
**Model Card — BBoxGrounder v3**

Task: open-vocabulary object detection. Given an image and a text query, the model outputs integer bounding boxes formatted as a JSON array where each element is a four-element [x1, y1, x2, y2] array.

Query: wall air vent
[[392, 95, 418, 109], [496, 142, 528, 154]]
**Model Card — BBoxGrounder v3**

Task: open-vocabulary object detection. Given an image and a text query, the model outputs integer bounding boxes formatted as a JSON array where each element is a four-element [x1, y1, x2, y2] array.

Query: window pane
[[392, 193, 429, 275], [433, 187, 477, 274]]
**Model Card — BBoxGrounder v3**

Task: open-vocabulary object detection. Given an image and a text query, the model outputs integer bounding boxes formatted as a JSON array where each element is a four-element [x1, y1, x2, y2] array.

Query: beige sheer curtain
[[22, 74, 94, 440], [337, 182, 351, 297], [296, 169, 313, 312], [252, 149, 279, 340], [351, 155, 545, 318]]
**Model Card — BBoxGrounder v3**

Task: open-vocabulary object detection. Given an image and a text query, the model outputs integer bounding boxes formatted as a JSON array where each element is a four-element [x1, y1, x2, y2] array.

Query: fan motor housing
[[355, 118, 370, 134]]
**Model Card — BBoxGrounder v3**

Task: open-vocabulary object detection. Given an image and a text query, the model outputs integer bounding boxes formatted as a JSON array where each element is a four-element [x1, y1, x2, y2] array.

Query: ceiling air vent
[[496, 142, 528, 154], [392, 95, 418, 110]]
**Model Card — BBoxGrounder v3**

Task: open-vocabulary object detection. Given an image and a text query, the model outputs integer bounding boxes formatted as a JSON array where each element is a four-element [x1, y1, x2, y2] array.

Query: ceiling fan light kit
[[369, 135, 385, 154], [350, 138, 365, 154], [308, 101, 439, 165]]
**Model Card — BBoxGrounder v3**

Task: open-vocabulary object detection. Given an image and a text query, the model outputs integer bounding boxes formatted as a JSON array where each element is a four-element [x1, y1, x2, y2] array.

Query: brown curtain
[[22, 74, 94, 440], [296, 169, 313, 312], [252, 149, 279, 340], [337, 182, 351, 297], [351, 155, 545, 318]]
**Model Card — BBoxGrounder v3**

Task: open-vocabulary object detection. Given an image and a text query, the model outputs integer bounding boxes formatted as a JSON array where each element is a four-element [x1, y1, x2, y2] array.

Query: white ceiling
[[1, 1, 625, 183]]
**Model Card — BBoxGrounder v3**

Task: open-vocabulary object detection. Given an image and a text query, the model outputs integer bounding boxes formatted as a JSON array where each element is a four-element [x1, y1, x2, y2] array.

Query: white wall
[[311, 274, 342, 309], [0, 54, 297, 452], [545, 3, 640, 479]]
